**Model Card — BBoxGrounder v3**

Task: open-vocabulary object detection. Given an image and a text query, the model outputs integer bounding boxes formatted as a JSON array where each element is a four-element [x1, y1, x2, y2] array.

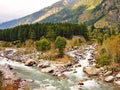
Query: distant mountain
[[0, 0, 120, 29]]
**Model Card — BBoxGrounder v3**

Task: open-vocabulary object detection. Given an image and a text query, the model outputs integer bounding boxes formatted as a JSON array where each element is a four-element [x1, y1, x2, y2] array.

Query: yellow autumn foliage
[[103, 34, 120, 62]]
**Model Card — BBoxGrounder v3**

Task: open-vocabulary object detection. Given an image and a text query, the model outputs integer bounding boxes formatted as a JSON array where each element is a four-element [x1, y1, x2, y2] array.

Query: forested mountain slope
[[0, 0, 120, 29]]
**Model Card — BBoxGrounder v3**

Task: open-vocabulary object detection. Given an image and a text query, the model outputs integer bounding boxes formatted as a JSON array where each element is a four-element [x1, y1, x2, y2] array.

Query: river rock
[[78, 82, 84, 85], [38, 61, 50, 68], [25, 59, 36, 66], [58, 73, 68, 79], [74, 64, 81, 68], [52, 71, 61, 76], [66, 62, 72, 67], [7, 64, 13, 70], [5, 48, 17, 56], [25, 79, 34, 83], [42, 61, 50, 68], [115, 73, 120, 78], [41, 67, 54, 73], [37, 63, 43, 67], [104, 71, 112, 76], [73, 70, 77, 73], [105, 75, 114, 82], [83, 66, 100, 76], [114, 81, 120, 85], [73, 46, 78, 50], [114, 73, 120, 85]]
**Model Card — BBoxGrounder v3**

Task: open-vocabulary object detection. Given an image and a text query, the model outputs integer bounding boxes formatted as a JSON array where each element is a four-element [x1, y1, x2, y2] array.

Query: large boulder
[[41, 67, 54, 73], [83, 66, 100, 76], [37, 61, 50, 68], [37, 63, 43, 67], [42, 61, 50, 68], [25, 59, 36, 66], [105, 75, 114, 82]]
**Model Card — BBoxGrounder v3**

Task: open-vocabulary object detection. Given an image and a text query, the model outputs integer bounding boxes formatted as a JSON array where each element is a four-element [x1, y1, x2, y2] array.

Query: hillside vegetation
[[89, 25, 120, 68], [96, 35, 120, 67]]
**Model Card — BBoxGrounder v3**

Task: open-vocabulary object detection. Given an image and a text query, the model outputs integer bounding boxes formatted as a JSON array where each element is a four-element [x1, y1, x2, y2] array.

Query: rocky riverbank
[[0, 44, 120, 90], [0, 64, 28, 90]]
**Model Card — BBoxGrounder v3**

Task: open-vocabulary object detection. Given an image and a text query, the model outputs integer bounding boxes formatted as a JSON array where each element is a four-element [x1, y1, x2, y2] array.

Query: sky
[[0, 0, 60, 23]]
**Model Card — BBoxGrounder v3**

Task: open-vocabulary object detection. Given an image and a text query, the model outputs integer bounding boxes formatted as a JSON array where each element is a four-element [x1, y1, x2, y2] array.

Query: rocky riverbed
[[0, 64, 28, 90], [0, 44, 120, 90]]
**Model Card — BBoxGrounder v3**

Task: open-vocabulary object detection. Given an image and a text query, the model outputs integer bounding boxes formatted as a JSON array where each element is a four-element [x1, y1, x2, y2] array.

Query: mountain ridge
[[0, 0, 120, 29]]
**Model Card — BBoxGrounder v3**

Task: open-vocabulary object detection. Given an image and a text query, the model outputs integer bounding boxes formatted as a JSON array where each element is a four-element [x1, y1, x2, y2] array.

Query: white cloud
[[0, 0, 60, 23]]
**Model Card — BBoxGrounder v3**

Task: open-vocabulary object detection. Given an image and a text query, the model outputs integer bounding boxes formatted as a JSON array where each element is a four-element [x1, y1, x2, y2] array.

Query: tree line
[[0, 23, 88, 42]]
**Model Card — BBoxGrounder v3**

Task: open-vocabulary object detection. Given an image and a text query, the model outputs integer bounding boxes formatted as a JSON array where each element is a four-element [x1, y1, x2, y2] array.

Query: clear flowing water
[[0, 45, 119, 90], [0, 58, 72, 90]]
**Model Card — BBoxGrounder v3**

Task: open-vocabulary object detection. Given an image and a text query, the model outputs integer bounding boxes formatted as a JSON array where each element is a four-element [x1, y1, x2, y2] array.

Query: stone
[[25, 79, 34, 83], [74, 64, 81, 68], [37, 63, 43, 67], [78, 80, 85, 85], [104, 71, 112, 76], [41, 67, 54, 73], [78, 82, 84, 85], [83, 66, 100, 76], [73, 70, 77, 73], [52, 71, 61, 76], [37, 61, 51, 68], [73, 46, 78, 50], [105, 75, 114, 82], [65, 62, 72, 67], [4, 64, 13, 70], [114, 81, 120, 85], [58, 74, 68, 79], [7, 64, 13, 70], [25, 59, 36, 66], [41, 61, 50, 68], [114, 73, 120, 85], [115, 73, 120, 78]]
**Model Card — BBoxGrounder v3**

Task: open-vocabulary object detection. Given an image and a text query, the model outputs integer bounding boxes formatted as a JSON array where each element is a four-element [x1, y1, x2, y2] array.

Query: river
[[0, 45, 119, 90]]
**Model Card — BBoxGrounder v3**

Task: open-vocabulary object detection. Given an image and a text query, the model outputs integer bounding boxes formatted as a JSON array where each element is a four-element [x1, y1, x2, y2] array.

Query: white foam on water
[[66, 50, 78, 57], [34, 80, 41, 84], [65, 47, 93, 80], [43, 79, 55, 84], [70, 85, 80, 90], [81, 79, 100, 90], [73, 67, 88, 79], [46, 86, 56, 90], [0, 57, 39, 72], [0, 57, 24, 66]]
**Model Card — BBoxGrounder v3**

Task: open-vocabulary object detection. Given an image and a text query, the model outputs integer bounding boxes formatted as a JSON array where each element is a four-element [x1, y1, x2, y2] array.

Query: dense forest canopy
[[0, 23, 88, 42]]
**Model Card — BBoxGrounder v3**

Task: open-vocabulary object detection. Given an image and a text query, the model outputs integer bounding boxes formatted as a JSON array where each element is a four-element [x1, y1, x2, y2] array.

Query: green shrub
[[97, 52, 111, 66], [115, 51, 120, 63], [55, 36, 66, 57], [100, 48, 107, 54], [36, 36, 51, 51]]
